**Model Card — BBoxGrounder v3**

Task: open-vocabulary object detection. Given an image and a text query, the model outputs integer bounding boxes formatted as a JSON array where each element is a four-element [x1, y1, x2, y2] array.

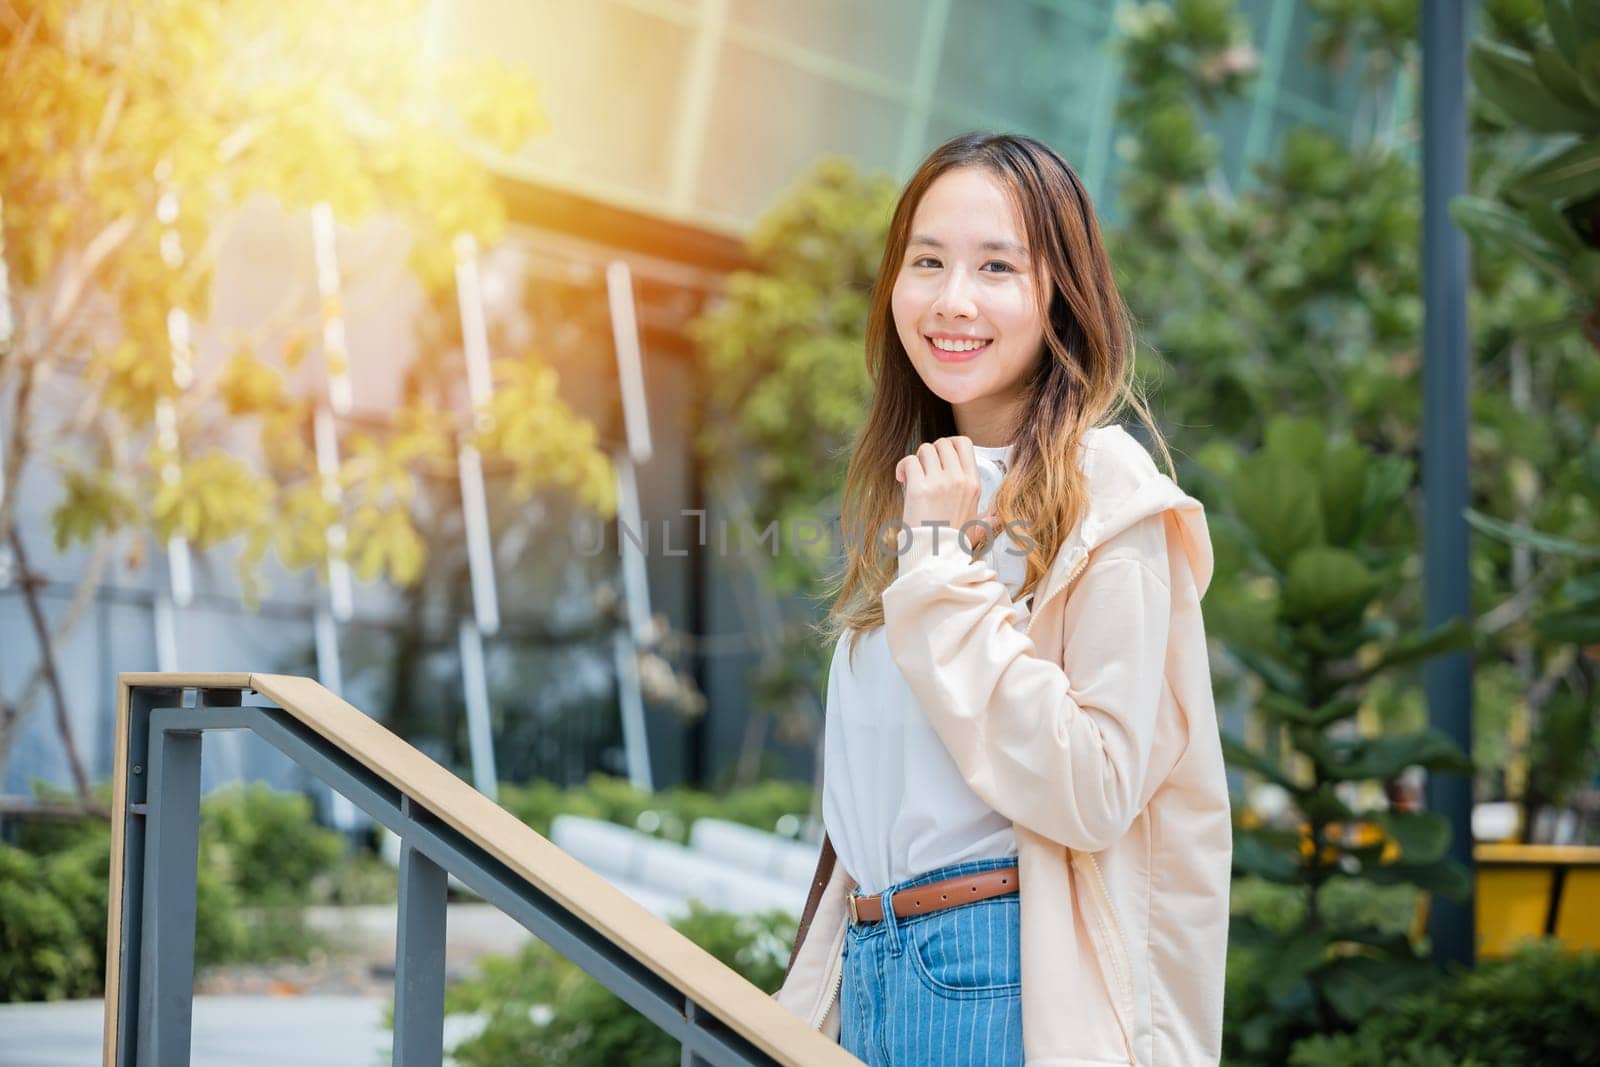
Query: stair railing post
[[682, 1000, 714, 1066], [392, 800, 449, 1067], [135, 713, 203, 1066]]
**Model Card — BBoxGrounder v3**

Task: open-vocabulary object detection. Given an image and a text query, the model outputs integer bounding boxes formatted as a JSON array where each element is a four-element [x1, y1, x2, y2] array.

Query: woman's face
[[891, 165, 1047, 445]]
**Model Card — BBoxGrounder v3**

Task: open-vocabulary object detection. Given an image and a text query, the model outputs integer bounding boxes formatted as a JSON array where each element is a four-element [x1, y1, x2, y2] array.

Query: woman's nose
[[930, 269, 977, 319]]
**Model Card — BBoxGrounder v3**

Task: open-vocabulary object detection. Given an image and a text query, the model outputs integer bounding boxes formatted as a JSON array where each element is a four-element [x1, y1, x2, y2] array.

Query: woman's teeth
[[929, 338, 990, 352]]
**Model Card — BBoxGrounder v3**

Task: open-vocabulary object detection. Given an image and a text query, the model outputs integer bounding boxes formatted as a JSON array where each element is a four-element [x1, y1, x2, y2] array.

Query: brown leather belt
[[847, 866, 1019, 924]]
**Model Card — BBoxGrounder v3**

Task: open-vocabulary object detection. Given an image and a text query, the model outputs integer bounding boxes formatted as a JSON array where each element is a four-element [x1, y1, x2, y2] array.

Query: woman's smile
[[926, 334, 994, 362]]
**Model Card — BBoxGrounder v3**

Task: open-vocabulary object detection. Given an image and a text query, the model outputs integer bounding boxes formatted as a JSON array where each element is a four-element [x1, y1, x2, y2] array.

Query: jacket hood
[[1035, 425, 1214, 605]]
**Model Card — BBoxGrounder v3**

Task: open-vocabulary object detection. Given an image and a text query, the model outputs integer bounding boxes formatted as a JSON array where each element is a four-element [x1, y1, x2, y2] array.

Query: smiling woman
[[891, 169, 1045, 443], [816, 130, 1172, 647], [776, 132, 1231, 1067]]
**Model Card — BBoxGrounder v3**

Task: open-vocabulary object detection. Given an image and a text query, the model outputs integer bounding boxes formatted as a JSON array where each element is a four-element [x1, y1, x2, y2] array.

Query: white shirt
[[822, 443, 1032, 896]]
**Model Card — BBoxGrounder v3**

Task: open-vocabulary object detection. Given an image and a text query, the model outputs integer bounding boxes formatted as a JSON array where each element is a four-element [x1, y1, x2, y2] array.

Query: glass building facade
[[3, 0, 1414, 797], [439, 0, 1407, 232]]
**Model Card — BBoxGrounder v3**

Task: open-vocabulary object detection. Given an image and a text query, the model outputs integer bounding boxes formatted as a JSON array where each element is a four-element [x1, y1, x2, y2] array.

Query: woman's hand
[[895, 436, 998, 554]]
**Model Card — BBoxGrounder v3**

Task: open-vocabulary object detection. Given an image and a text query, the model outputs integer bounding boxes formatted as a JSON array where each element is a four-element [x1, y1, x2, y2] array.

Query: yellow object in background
[[1475, 845, 1600, 957], [1555, 868, 1600, 949]]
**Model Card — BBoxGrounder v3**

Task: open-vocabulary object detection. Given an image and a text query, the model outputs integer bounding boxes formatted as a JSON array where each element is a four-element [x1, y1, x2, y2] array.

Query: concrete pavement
[[0, 996, 392, 1066]]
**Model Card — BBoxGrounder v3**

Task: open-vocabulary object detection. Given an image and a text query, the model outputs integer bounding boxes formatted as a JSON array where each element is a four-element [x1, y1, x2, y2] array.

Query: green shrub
[[1225, 874, 1425, 1060], [310, 848, 398, 906], [498, 774, 813, 846], [1287, 942, 1600, 1066], [194, 784, 349, 963], [0, 843, 98, 1001], [1201, 417, 1475, 1064], [1229, 874, 1420, 939], [0, 782, 357, 1002], [3, 773, 807, 1005], [36, 832, 113, 979], [199, 783, 344, 906], [443, 903, 797, 1067], [0, 826, 255, 1003]]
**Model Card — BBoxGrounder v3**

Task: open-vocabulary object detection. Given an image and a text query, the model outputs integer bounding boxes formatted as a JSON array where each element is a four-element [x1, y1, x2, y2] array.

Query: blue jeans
[[839, 857, 1024, 1066]]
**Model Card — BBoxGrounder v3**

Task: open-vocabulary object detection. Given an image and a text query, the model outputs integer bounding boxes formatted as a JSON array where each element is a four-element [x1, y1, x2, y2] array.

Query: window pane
[[934, 0, 1109, 148], [697, 42, 907, 220], [728, 0, 927, 81], [448, 0, 694, 197]]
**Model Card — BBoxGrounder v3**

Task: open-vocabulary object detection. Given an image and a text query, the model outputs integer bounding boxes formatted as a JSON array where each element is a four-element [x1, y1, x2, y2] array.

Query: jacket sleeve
[[881, 514, 1174, 853]]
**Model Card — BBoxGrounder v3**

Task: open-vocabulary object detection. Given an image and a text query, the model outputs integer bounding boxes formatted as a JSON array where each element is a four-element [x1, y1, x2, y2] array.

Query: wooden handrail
[[103, 672, 855, 1066]]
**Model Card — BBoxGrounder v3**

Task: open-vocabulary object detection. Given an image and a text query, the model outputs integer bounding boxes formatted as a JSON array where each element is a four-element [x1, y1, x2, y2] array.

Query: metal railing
[[102, 672, 855, 1066]]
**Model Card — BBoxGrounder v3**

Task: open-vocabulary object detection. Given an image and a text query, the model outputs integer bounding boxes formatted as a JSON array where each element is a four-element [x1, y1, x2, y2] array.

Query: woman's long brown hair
[[814, 131, 1172, 663]]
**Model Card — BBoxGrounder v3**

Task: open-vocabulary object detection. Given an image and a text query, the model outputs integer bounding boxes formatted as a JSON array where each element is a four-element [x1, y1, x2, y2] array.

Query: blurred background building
[[1, 0, 1402, 803]]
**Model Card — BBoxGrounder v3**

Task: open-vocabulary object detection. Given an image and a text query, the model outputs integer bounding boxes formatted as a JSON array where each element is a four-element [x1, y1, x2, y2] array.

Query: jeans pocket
[[904, 897, 1022, 1000]]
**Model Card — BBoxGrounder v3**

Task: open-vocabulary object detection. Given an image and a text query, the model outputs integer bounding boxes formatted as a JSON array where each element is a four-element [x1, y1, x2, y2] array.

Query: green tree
[[688, 159, 897, 781], [1200, 417, 1474, 1060], [1110, 0, 1424, 449], [690, 158, 897, 596], [0, 1, 617, 785], [1454, 0, 1600, 353], [1112, 0, 1600, 823], [1107, 0, 1597, 1056], [1451, 0, 1600, 839]]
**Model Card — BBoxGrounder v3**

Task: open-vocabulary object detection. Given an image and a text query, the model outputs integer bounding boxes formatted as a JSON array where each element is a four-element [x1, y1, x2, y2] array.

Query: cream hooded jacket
[[775, 425, 1231, 1066]]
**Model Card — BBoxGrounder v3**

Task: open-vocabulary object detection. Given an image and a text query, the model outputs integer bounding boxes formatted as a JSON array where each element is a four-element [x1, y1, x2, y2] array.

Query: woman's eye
[[907, 257, 1016, 271]]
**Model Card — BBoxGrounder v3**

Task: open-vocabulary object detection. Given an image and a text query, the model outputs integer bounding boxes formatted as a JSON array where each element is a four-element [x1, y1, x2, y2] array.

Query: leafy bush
[[443, 903, 796, 1067], [0, 843, 98, 1001], [4, 773, 808, 1003], [200, 783, 344, 906], [1287, 942, 1600, 1066], [0, 783, 356, 1002], [1229, 874, 1421, 940], [1199, 417, 1475, 1063], [1225, 874, 1425, 1059], [498, 773, 813, 846], [0, 823, 254, 1002], [310, 848, 398, 906], [688, 157, 895, 598], [1458, 0, 1600, 356]]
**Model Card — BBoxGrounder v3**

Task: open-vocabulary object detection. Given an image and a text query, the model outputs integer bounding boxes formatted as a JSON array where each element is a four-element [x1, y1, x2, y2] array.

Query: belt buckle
[[846, 892, 860, 924]]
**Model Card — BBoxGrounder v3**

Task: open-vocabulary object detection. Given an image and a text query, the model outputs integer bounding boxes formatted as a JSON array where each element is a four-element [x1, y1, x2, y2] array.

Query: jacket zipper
[[1082, 852, 1138, 1060], [1024, 550, 1089, 636], [813, 953, 844, 1030], [806, 912, 848, 1031]]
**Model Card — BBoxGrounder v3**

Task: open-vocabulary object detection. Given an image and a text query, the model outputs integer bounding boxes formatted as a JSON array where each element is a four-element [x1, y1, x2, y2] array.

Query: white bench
[[549, 815, 805, 916], [687, 817, 821, 887]]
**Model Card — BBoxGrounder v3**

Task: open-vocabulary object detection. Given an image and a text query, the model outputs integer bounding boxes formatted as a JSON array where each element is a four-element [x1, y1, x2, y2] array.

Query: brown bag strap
[[783, 831, 837, 981]]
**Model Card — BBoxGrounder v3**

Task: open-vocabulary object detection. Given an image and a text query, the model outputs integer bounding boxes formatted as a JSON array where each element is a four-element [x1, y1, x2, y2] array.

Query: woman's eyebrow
[[909, 234, 1029, 256]]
